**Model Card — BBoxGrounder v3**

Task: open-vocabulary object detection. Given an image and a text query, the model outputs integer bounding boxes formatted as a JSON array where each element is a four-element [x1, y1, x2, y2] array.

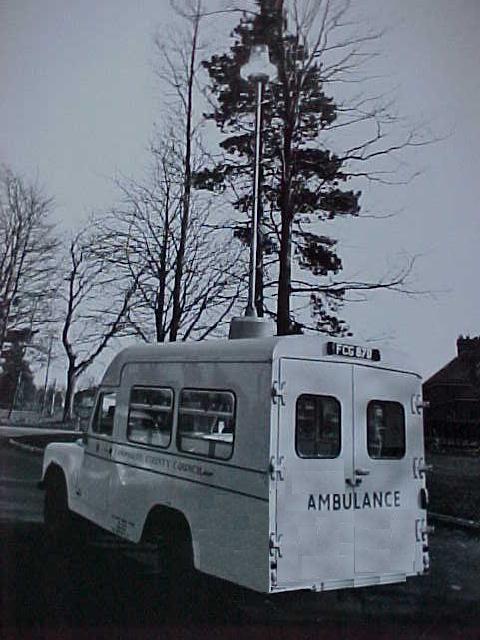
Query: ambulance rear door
[[351, 364, 419, 579], [272, 357, 355, 590]]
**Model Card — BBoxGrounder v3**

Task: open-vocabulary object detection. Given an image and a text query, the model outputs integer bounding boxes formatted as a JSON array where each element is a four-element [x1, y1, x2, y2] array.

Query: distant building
[[423, 336, 480, 449]]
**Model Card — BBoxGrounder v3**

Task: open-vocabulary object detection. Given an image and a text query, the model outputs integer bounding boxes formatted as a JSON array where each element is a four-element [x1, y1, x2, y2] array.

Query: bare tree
[[103, 141, 245, 344], [60, 223, 139, 421], [99, 0, 244, 345], [153, 0, 240, 341], [0, 166, 59, 360]]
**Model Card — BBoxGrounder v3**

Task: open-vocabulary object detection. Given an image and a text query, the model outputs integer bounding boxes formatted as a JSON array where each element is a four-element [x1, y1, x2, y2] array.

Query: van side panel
[[107, 360, 272, 593]]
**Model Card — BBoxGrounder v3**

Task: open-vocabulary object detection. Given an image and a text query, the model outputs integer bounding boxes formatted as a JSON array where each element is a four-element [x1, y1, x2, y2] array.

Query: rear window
[[367, 400, 405, 459], [177, 389, 235, 460], [296, 394, 341, 458]]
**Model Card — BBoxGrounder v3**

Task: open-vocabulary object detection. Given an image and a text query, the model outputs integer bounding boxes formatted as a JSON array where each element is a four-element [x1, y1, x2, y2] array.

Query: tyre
[[145, 513, 198, 611], [43, 471, 79, 549], [163, 527, 194, 581]]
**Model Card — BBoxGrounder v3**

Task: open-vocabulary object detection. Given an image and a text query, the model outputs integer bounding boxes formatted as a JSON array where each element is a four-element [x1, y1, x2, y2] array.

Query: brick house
[[423, 336, 480, 448]]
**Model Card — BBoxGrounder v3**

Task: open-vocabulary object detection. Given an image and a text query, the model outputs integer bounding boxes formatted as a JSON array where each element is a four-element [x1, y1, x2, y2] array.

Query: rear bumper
[[271, 571, 410, 593]]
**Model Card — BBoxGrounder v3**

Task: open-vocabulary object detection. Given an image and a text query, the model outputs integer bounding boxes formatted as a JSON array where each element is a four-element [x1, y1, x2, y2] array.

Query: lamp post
[[240, 44, 277, 318], [228, 44, 277, 340]]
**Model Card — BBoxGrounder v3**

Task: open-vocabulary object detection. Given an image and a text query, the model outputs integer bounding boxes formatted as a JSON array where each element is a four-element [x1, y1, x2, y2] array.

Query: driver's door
[[77, 389, 116, 519]]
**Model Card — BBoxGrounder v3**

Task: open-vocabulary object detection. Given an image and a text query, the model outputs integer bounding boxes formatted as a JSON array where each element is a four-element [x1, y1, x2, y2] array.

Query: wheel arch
[[40, 441, 83, 494], [141, 504, 196, 566], [41, 462, 66, 488], [41, 462, 75, 510]]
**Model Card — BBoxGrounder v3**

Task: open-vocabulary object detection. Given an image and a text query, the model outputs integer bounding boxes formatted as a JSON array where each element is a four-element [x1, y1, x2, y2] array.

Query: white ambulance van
[[40, 335, 431, 593]]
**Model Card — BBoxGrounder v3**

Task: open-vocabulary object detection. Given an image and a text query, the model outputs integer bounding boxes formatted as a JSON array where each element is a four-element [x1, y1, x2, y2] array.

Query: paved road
[[0, 438, 43, 523], [1, 439, 479, 638]]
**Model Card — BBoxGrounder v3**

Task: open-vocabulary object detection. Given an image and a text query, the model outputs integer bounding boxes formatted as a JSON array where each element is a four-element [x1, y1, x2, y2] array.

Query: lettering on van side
[[111, 514, 134, 537], [307, 490, 401, 511], [115, 447, 213, 477]]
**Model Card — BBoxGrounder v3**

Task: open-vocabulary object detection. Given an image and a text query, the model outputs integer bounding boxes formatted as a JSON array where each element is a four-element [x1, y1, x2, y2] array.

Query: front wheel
[[43, 472, 80, 549]]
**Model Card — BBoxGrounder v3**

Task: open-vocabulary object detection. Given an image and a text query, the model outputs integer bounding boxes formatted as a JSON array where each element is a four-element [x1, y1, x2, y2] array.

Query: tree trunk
[[169, 8, 199, 342], [156, 177, 170, 342], [62, 364, 76, 423], [276, 129, 294, 334], [255, 234, 264, 317], [255, 198, 265, 317], [277, 214, 291, 334], [275, 30, 294, 335]]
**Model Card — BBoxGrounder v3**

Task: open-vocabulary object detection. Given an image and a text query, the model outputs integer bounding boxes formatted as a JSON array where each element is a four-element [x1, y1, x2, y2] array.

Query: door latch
[[346, 468, 370, 487], [346, 477, 362, 487]]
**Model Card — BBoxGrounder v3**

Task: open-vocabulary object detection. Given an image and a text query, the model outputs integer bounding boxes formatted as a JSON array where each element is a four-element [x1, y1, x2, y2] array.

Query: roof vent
[[229, 316, 274, 340]]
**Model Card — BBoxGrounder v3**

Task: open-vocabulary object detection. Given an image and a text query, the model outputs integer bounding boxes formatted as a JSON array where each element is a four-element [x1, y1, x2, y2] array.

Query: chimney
[[457, 335, 480, 355]]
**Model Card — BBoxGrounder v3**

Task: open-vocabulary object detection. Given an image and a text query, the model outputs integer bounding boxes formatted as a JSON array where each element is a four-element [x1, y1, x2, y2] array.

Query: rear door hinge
[[269, 455, 285, 481], [413, 457, 433, 479], [411, 394, 430, 415], [272, 380, 286, 405], [416, 518, 434, 542], [269, 532, 283, 558]]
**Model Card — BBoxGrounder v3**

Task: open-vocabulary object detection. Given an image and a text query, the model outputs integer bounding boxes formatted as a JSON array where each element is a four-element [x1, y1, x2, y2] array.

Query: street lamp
[[240, 44, 277, 319], [228, 45, 277, 340]]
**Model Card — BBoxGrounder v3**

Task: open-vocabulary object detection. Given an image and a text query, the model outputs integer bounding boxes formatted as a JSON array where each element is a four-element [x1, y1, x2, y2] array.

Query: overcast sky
[[1, 0, 479, 385]]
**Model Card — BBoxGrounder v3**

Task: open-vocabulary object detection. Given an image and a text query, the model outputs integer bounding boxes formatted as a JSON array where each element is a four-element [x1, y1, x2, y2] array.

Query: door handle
[[346, 477, 362, 487], [355, 468, 370, 477]]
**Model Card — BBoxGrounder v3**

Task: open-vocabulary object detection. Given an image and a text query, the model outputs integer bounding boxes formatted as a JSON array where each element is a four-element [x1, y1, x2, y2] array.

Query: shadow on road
[[1, 521, 480, 639]]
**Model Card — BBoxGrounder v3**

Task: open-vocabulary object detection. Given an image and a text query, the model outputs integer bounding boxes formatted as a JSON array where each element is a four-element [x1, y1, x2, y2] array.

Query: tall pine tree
[[194, 0, 360, 335]]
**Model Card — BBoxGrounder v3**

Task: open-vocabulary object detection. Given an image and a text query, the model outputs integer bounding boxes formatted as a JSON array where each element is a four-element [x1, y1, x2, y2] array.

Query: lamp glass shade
[[240, 44, 277, 82]]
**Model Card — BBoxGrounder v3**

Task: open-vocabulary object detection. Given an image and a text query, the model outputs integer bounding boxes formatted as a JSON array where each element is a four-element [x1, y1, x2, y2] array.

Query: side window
[[177, 389, 235, 460], [367, 400, 405, 459], [92, 391, 116, 436], [127, 386, 173, 448], [296, 394, 341, 458]]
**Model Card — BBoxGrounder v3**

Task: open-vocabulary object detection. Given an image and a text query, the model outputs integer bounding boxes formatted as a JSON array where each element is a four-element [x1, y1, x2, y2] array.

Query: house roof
[[424, 345, 480, 388]]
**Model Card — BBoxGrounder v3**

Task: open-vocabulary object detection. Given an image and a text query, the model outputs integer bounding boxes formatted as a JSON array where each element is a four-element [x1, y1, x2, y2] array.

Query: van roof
[[101, 335, 420, 386]]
